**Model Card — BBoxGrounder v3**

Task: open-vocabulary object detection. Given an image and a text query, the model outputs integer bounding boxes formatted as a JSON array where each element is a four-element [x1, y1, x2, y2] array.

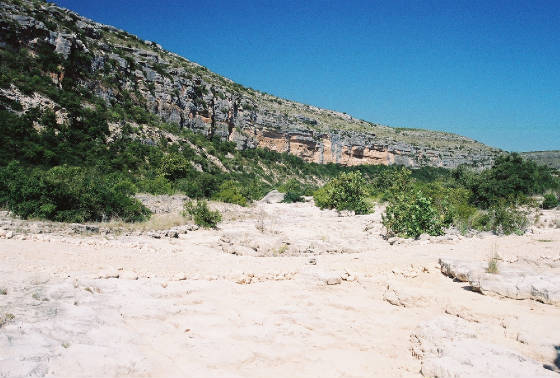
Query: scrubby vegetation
[[313, 171, 371, 214], [378, 155, 559, 237], [0, 162, 149, 222], [383, 190, 445, 238], [183, 200, 221, 229], [542, 193, 559, 209], [0, 13, 558, 233]]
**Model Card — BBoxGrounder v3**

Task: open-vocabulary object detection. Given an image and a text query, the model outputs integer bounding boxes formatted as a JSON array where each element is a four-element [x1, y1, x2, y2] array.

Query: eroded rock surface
[[411, 315, 558, 378], [439, 258, 560, 306]]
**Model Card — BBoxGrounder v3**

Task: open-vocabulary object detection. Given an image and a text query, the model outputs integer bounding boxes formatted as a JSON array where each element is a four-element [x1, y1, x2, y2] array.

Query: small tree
[[158, 153, 190, 181], [313, 171, 371, 214], [213, 180, 247, 206], [382, 190, 444, 238]]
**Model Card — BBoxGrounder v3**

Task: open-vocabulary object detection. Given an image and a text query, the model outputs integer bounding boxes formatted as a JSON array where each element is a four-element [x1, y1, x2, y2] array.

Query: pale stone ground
[[0, 200, 559, 377]]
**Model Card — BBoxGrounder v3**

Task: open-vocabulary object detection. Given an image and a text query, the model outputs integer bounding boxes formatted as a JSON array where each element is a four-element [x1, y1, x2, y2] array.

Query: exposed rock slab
[[411, 315, 558, 378], [260, 190, 285, 204], [439, 258, 560, 306]]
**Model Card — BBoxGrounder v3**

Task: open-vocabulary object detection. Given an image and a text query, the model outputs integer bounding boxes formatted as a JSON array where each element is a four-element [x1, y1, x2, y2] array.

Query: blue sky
[[55, 0, 559, 151]]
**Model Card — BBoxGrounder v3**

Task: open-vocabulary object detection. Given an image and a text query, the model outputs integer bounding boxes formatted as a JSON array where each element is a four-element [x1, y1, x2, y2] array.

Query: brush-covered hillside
[[0, 0, 464, 223], [1, 0, 501, 170], [10, 0, 558, 226]]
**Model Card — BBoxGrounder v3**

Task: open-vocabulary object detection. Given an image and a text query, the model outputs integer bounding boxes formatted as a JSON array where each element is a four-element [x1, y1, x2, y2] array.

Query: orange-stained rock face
[[288, 134, 318, 161], [339, 146, 395, 166], [253, 130, 396, 166], [199, 115, 212, 124], [255, 130, 289, 153]]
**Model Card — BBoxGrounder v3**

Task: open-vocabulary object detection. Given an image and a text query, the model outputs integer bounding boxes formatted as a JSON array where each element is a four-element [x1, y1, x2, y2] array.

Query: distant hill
[[520, 151, 560, 170], [0, 0, 500, 168]]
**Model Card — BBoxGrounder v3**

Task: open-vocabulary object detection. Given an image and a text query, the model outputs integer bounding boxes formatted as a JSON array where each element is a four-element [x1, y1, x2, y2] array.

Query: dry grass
[[487, 243, 500, 274], [255, 209, 266, 233], [0, 313, 15, 328], [104, 212, 190, 233], [487, 257, 499, 274]]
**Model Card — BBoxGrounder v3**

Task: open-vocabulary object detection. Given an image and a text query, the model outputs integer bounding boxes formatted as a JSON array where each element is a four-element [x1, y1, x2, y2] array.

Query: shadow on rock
[[543, 345, 560, 373]]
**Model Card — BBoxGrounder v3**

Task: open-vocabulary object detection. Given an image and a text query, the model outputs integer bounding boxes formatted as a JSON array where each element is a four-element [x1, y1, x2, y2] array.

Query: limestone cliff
[[0, 0, 501, 168]]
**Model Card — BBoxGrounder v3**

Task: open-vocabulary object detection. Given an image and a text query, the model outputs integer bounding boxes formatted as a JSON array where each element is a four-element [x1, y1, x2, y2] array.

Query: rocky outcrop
[[411, 315, 558, 378], [521, 151, 560, 170], [0, 0, 501, 168], [439, 257, 560, 306]]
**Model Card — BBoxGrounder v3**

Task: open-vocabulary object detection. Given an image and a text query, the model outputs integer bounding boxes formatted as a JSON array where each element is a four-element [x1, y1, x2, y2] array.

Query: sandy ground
[[0, 201, 559, 377]]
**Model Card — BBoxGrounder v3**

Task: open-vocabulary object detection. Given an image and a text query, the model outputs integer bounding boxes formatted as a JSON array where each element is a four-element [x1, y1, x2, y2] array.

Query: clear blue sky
[[55, 0, 559, 152]]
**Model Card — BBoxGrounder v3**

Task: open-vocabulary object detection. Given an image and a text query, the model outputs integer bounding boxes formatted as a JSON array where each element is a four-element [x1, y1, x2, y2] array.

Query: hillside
[[520, 151, 560, 170], [0, 0, 500, 169]]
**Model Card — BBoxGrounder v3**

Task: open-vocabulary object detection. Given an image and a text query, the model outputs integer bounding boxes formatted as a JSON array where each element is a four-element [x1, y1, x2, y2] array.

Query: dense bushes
[[0, 162, 150, 222], [382, 190, 445, 238], [376, 154, 559, 237], [212, 180, 248, 206], [313, 171, 371, 214], [542, 193, 559, 209], [183, 200, 221, 228], [458, 153, 558, 208], [278, 179, 310, 203]]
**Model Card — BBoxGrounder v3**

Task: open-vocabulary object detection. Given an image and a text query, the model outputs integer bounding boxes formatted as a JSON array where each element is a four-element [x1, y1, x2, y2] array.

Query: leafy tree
[[313, 171, 371, 214], [158, 153, 191, 180], [467, 153, 557, 208], [382, 190, 444, 238], [213, 180, 247, 206]]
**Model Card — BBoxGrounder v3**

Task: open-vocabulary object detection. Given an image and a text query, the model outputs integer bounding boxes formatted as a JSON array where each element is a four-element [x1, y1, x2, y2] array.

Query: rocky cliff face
[[0, 0, 501, 168], [520, 151, 560, 170]]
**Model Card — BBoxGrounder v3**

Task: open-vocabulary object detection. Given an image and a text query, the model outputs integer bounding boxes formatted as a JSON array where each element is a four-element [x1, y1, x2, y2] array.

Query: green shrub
[[382, 190, 445, 238], [471, 211, 492, 231], [451, 202, 478, 234], [466, 153, 557, 208], [240, 179, 271, 201], [373, 167, 412, 195], [472, 202, 529, 235], [183, 200, 221, 228], [417, 182, 474, 229], [313, 171, 371, 214], [278, 178, 307, 203], [213, 180, 248, 206], [487, 203, 529, 235], [282, 191, 304, 203], [136, 175, 174, 195], [542, 193, 559, 209], [176, 172, 219, 199], [0, 162, 150, 222], [158, 153, 191, 180]]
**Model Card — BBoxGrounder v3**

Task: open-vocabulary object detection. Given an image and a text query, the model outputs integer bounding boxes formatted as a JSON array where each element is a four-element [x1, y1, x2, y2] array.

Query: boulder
[[439, 258, 560, 306], [383, 283, 429, 308], [260, 190, 285, 204], [171, 272, 187, 281]]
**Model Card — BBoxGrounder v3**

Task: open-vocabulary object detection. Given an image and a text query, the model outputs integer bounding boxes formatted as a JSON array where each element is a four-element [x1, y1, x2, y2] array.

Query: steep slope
[[0, 0, 500, 168]]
